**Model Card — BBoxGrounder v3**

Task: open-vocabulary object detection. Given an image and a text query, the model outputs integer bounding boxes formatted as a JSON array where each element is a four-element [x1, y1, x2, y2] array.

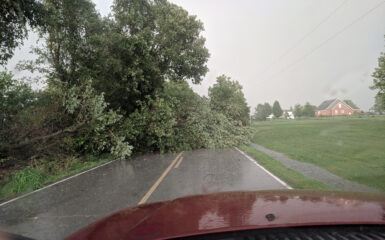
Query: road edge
[[234, 147, 292, 189], [0, 159, 119, 207]]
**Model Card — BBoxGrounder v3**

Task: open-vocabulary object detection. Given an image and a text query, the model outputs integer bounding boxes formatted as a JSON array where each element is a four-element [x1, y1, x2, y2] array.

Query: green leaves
[[253, 103, 272, 121], [272, 100, 283, 118], [41, 0, 104, 86], [152, 0, 209, 83], [125, 95, 176, 153], [0, 0, 45, 65], [209, 75, 250, 126], [185, 100, 251, 149], [2, 0, 249, 164], [0, 71, 36, 131], [93, 0, 209, 114], [373, 94, 385, 113], [124, 81, 251, 153], [293, 104, 303, 117], [60, 79, 132, 159], [292, 102, 316, 117], [110, 136, 133, 159], [371, 39, 385, 111]]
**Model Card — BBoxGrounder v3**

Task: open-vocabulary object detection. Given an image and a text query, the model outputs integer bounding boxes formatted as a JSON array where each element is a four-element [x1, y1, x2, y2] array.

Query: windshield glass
[[1, 0, 385, 239]]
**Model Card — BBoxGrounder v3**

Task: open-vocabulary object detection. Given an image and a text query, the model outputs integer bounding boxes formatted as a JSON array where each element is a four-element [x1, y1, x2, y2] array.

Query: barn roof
[[317, 99, 336, 110]]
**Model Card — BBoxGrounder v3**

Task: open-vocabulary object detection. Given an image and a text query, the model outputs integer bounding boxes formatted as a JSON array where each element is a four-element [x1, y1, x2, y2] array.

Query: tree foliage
[[272, 100, 283, 118], [36, 0, 104, 86], [0, 72, 36, 131], [125, 95, 176, 153], [302, 102, 316, 117], [0, 0, 45, 65], [293, 104, 303, 117], [209, 75, 250, 125], [264, 103, 272, 116], [1, 76, 132, 160], [4, 0, 133, 161], [372, 94, 384, 113], [91, 0, 210, 114], [1, 0, 250, 179], [125, 80, 250, 153], [253, 104, 264, 121], [293, 103, 316, 117], [371, 38, 385, 111], [253, 103, 272, 121]]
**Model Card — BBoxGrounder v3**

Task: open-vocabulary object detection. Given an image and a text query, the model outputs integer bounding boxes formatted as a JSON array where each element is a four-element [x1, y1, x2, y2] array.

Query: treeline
[[252, 101, 317, 121], [253, 100, 283, 120], [292, 102, 317, 117], [0, 0, 250, 176]]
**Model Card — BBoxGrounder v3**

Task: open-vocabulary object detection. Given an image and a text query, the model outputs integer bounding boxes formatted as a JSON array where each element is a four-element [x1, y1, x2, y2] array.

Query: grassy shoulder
[[0, 154, 115, 201], [239, 145, 333, 190], [249, 116, 385, 192]]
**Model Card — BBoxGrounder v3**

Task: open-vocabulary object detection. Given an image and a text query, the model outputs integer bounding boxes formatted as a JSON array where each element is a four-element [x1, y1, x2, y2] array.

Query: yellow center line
[[138, 151, 183, 205], [174, 156, 184, 169]]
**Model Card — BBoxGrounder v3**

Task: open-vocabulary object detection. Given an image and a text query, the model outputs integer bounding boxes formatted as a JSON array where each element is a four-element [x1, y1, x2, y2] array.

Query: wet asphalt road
[[0, 148, 287, 240]]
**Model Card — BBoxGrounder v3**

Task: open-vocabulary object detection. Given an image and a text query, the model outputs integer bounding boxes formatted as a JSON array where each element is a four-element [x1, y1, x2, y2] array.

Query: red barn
[[315, 99, 360, 117]]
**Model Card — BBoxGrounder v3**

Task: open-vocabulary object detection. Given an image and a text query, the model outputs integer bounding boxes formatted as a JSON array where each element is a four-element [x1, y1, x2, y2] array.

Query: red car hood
[[66, 190, 385, 240]]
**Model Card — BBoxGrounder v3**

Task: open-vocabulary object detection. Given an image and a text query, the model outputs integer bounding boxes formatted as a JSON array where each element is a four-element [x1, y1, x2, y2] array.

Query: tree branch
[[1, 117, 93, 152]]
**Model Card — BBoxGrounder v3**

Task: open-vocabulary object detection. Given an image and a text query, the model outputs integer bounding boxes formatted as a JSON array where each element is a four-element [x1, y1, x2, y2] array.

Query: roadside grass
[[0, 154, 115, 201], [240, 145, 333, 190], [250, 116, 385, 192]]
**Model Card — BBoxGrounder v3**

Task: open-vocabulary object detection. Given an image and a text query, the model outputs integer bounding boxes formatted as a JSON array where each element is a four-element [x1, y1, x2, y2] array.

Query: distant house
[[280, 110, 295, 120], [266, 114, 275, 120], [286, 111, 295, 119], [315, 99, 360, 117]]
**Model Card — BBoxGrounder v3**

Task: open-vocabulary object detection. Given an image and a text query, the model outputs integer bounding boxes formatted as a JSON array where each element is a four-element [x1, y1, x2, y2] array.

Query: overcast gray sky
[[5, 0, 385, 110]]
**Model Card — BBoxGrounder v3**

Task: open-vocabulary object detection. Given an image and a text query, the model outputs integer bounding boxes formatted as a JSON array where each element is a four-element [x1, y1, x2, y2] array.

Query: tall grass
[[0, 154, 114, 200], [11, 167, 46, 193]]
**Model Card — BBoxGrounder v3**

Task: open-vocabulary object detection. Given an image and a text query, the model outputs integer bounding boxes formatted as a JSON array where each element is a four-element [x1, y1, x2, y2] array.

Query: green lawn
[[249, 116, 385, 192], [240, 145, 333, 190]]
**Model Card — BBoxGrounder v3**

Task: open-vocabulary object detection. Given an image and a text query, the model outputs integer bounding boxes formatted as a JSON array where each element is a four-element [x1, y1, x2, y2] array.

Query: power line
[[266, 0, 385, 81], [259, 0, 349, 76]]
